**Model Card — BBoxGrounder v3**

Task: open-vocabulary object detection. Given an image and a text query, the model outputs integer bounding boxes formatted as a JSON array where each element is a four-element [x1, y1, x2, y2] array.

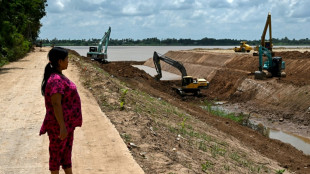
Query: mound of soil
[[275, 51, 310, 60], [100, 61, 181, 98]]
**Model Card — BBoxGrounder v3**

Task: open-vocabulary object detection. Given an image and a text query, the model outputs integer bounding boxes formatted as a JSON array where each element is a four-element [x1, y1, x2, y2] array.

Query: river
[[64, 45, 310, 62], [64, 46, 235, 61]]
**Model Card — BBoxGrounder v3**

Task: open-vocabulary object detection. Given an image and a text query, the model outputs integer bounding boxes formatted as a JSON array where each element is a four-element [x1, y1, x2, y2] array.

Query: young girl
[[40, 47, 82, 174]]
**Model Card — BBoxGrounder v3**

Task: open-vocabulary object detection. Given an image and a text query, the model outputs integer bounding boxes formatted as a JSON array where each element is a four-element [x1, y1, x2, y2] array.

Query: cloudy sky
[[39, 0, 310, 40]]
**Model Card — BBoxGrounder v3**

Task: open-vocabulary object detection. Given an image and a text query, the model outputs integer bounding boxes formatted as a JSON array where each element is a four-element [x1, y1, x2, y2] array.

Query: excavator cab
[[264, 41, 272, 51], [89, 47, 97, 52], [182, 76, 194, 86], [255, 46, 286, 79]]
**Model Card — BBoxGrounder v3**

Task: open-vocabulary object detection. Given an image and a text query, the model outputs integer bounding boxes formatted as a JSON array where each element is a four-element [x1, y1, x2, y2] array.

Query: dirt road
[[0, 47, 144, 174]]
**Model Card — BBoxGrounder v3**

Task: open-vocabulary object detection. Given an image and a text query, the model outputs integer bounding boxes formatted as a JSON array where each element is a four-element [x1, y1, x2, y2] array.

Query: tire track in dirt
[[0, 48, 49, 173]]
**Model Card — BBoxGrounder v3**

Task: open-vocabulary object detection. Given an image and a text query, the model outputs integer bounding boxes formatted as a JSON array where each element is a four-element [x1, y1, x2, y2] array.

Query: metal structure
[[253, 13, 273, 56], [254, 45, 286, 79], [153, 51, 209, 96], [87, 26, 111, 62], [261, 13, 272, 51]]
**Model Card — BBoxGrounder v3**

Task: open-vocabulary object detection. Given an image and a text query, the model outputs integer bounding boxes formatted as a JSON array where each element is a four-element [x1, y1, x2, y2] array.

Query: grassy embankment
[[69, 52, 285, 174]]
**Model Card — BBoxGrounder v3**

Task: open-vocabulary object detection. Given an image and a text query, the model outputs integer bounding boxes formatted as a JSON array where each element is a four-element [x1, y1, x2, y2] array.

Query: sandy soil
[[0, 47, 144, 174]]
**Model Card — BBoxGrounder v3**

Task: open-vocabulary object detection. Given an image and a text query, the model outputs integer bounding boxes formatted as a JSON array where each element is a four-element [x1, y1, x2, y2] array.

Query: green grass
[[201, 160, 214, 172], [276, 169, 285, 174], [201, 100, 247, 124], [121, 133, 131, 142], [119, 88, 128, 110]]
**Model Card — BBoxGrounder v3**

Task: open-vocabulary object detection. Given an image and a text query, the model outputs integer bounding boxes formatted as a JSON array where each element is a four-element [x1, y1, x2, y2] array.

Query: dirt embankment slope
[[70, 48, 310, 174], [144, 50, 310, 136]]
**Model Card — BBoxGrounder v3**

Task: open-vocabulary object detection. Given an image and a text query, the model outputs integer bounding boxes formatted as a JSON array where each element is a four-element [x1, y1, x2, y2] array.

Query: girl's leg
[[64, 167, 73, 174], [48, 132, 62, 172], [62, 131, 74, 172]]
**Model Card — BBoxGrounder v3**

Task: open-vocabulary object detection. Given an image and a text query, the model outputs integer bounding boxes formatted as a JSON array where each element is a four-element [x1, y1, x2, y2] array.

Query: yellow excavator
[[234, 41, 253, 52], [253, 12, 273, 56], [153, 51, 209, 96]]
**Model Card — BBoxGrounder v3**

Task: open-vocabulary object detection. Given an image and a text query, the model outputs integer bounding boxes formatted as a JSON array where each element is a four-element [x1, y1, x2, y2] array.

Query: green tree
[[0, 0, 47, 66]]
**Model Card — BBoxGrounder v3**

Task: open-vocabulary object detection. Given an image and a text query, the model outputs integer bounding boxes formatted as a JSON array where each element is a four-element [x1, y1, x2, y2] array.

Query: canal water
[[269, 129, 310, 155], [209, 105, 310, 155]]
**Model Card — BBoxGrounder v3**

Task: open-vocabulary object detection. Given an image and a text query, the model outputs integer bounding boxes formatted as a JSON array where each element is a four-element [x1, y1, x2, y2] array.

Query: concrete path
[[0, 47, 144, 174]]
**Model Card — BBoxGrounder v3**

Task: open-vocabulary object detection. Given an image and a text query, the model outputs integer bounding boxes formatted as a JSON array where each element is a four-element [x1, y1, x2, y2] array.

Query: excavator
[[87, 26, 111, 62], [253, 13, 273, 56], [153, 51, 209, 96], [253, 12, 286, 79], [234, 41, 253, 53], [254, 45, 286, 79]]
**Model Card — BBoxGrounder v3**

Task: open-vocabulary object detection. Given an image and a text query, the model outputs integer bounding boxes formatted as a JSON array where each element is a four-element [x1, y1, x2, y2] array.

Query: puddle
[[245, 119, 310, 155], [204, 104, 310, 155], [269, 129, 310, 155]]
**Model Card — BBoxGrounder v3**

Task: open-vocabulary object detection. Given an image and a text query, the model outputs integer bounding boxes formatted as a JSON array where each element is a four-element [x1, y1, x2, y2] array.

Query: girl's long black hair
[[41, 47, 68, 96]]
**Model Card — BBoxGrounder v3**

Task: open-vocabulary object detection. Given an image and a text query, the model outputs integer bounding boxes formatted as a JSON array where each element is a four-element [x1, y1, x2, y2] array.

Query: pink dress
[[40, 73, 82, 135]]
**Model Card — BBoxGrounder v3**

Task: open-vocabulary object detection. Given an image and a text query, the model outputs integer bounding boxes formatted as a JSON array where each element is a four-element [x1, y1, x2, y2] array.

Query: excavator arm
[[153, 51, 187, 80], [258, 45, 272, 71], [98, 26, 111, 54], [261, 13, 272, 51]]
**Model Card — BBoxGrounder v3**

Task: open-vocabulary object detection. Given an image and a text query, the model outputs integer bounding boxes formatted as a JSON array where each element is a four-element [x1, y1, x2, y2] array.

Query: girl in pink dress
[[40, 47, 82, 174]]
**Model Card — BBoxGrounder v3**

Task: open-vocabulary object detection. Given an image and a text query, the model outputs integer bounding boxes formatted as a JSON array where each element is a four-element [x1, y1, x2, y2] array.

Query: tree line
[[0, 0, 47, 66], [39, 37, 310, 47]]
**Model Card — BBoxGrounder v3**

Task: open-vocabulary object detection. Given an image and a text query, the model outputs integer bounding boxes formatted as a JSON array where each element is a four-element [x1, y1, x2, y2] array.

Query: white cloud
[[122, 5, 138, 15], [39, 0, 310, 40], [56, 0, 64, 9]]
